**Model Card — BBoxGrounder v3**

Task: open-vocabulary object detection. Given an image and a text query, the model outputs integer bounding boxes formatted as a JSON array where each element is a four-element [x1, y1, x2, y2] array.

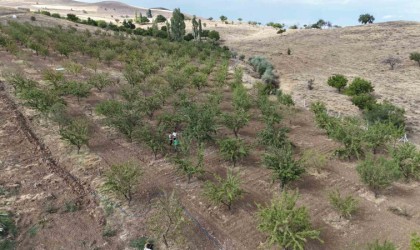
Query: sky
[[80, 0, 420, 27]]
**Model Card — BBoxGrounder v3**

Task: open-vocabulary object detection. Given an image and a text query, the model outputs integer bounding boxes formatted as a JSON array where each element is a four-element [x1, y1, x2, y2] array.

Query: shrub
[[363, 122, 404, 154], [204, 170, 243, 210], [222, 109, 249, 138], [258, 126, 289, 149], [40, 11, 51, 16], [42, 68, 64, 88], [20, 88, 64, 115], [88, 72, 112, 92], [208, 30, 220, 41], [155, 14, 166, 23], [366, 240, 396, 250], [346, 77, 374, 96], [184, 33, 194, 41], [102, 227, 117, 237], [411, 233, 420, 250], [257, 191, 322, 249], [103, 162, 142, 202], [133, 125, 166, 159], [0, 211, 17, 239], [148, 191, 188, 248], [351, 93, 376, 110], [191, 72, 207, 90], [328, 190, 358, 219], [60, 118, 89, 154], [67, 13, 79, 22], [329, 117, 365, 160], [64, 201, 81, 212], [363, 102, 405, 128], [300, 149, 328, 173], [390, 143, 420, 181], [249, 56, 274, 78], [63, 81, 91, 103], [359, 14, 375, 24], [30, 16, 36, 21], [218, 138, 248, 167], [51, 13, 61, 18], [277, 91, 295, 106], [232, 84, 251, 111], [382, 56, 402, 70], [327, 74, 348, 92], [175, 147, 205, 183], [356, 156, 401, 197], [263, 144, 305, 190], [410, 52, 420, 67]]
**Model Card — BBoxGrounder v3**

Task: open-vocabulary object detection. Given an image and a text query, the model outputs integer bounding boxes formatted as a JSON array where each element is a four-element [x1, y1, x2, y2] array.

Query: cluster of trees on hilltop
[[36, 8, 220, 42]]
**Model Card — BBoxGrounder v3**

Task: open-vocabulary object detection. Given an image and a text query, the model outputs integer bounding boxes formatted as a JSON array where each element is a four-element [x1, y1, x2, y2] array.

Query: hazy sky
[[80, 0, 420, 26]]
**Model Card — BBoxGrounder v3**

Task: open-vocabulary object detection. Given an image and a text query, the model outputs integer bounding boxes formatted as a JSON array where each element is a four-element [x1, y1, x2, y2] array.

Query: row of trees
[[311, 100, 419, 197]]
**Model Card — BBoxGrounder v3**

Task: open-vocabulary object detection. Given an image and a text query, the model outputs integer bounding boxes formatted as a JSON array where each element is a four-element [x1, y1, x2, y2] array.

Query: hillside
[[215, 21, 420, 145], [0, 3, 419, 250], [0, 0, 174, 23]]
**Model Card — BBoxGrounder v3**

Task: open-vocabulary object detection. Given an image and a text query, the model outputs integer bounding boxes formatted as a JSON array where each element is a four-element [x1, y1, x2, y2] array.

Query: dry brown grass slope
[[217, 21, 420, 145]]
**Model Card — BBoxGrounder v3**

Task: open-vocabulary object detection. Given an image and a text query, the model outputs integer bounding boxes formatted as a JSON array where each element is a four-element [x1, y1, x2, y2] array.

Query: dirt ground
[[0, 3, 420, 250]]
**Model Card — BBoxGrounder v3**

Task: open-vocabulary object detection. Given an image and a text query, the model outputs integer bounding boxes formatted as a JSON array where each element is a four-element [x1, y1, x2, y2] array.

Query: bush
[[346, 77, 374, 96], [363, 121, 404, 154], [300, 149, 328, 173], [103, 162, 142, 202], [411, 233, 420, 250], [67, 13, 79, 22], [30, 16, 36, 21], [263, 144, 305, 190], [328, 190, 358, 219], [174, 147, 205, 183], [327, 74, 348, 92], [155, 14, 166, 23], [51, 13, 60, 18], [40, 11, 51, 16], [366, 240, 396, 250], [351, 93, 376, 110], [0, 211, 17, 239], [60, 118, 89, 154], [184, 33, 194, 41], [277, 91, 295, 106], [222, 110, 249, 138], [64, 201, 81, 213], [410, 52, 420, 67], [356, 156, 401, 197], [363, 101, 405, 128], [208, 30, 220, 41], [248, 56, 274, 77], [218, 138, 248, 167], [390, 143, 420, 181], [204, 170, 243, 210], [257, 191, 322, 249], [88, 72, 112, 92]]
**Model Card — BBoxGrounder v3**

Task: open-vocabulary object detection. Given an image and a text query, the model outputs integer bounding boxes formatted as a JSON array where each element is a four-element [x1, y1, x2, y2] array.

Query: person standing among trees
[[168, 132, 173, 145]]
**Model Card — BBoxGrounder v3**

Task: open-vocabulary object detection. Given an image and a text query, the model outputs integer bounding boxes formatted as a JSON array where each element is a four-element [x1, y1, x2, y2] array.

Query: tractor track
[[0, 81, 98, 206]]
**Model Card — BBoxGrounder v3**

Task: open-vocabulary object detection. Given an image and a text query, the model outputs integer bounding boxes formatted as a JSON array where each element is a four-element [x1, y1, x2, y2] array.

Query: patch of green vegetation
[[64, 201, 81, 213]]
